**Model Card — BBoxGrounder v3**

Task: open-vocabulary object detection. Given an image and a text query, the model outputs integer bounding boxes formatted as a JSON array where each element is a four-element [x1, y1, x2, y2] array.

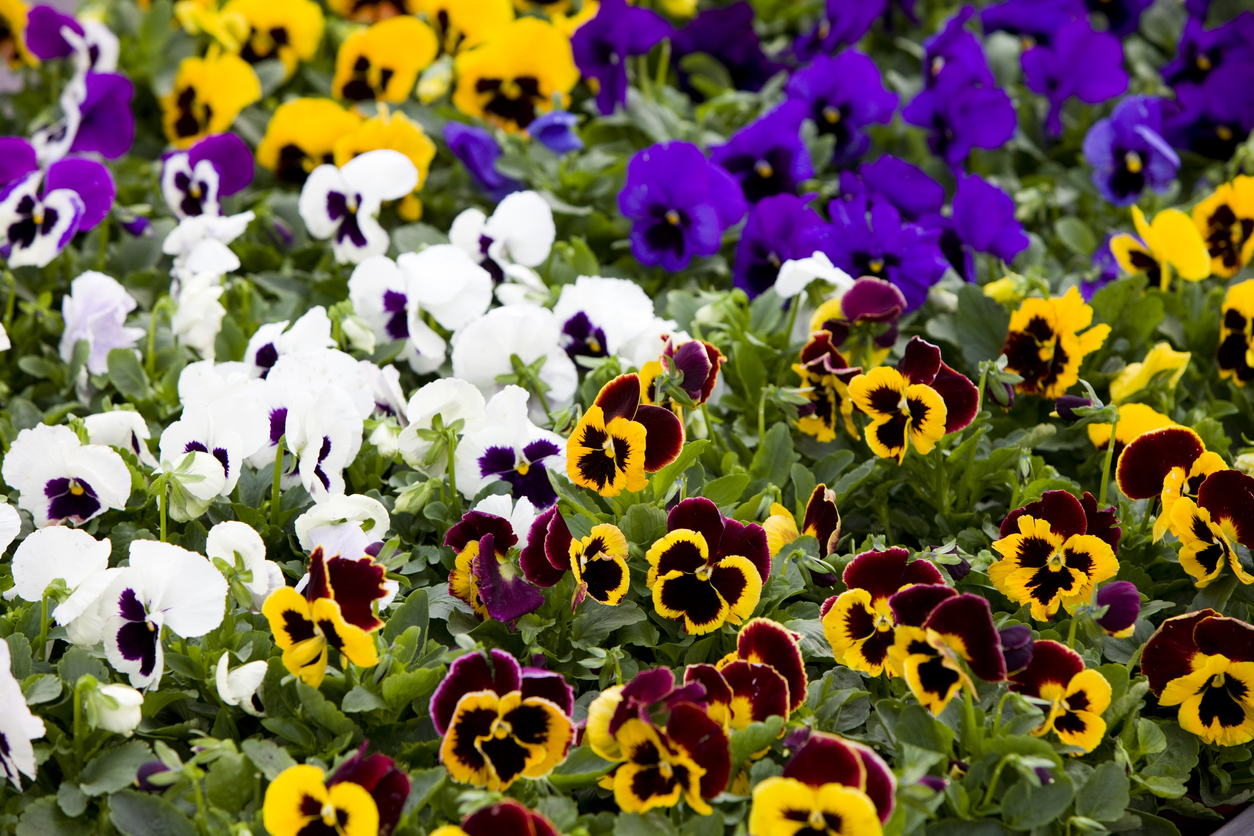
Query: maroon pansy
[[726, 618, 808, 714], [429, 649, 524, 736], [328, 745, 411, 836], [811, 277, 908, 364], [781, 732, 897, 823], [684, 660, 790, 730], [1116, 426, 1227, 542], [454, 800, 561, 836]]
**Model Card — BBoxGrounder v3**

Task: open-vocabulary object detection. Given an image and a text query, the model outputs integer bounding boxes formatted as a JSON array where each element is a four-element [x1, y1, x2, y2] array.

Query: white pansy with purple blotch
[[84, 410, 159, 468], [216, 654, 268, 717], [348, 255, 449, 374], [160, 133, 253, 219], [298, 149, 418, 264], [0, 640, 46, 789], [456, 385, 565, 508], [449, 190, 555, 283], [162, 210, 253, 281], [243, 306, 336, 378], [1, 424, 131, 528], [158, 394, 268, 497], [395, 244, 494, 332], [284, 385, 365, 503], [551, 275, 660, 362]]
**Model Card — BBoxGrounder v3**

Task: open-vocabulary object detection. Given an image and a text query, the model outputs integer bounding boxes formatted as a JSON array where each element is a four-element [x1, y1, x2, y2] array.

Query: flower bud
[[1095, 581, 1140, 637], [1053, 395, 1092, 421], [999, 624, 1034, 675], [342, 315, 376, 354], [87, 683, 144, 736], [135, 762, 174, 791]]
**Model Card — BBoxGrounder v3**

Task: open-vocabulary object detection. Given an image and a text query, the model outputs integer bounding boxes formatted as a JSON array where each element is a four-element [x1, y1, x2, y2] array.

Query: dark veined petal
[[926, 593, 1006, 682], [520, 668, 575, 716], [748, 777, 882, 836], [667, 497, 725, 546], [841, 546, 943, 601], [845, 740, 897, 823], [474, 534, 545, 623], [798, 330, 854, 372], [718, 517, 771, 582], [428, 649, 523, 736], [612, 718, 704, 814], [581, 552, 631, 606], [734, 618, 808, 713], [1194, 615, 1254, 664], [1199, 469, 1254, 548], [520, 507, 568, 587], [666, 702, 731, 800], [567, 406, 647, 496], [932, 362, 979, 433], [646, 529, 710, 585], [327, 746, 410, 836], [888, 583, 957, 628], [325, 555, 388, 631], [781, 731, 866, 789], [446, 511, 519, 554], [722, 660, 790, 725], [460, 800, 561, 836], [1081, 491, 1122, 553], [999, 490, 1089, 540], [1116, 426, 1205, 500], [1009, 639, 1084, 699], [440, 691, 504, 787], [897, 336, 942, 386], [891, 627, 965, 715], [1142, 609, 1215, 695], [801, 485, 842, 555], [635, 404, 685, 472], [684, 663, 733, 711], [594, 373, 643, 423]]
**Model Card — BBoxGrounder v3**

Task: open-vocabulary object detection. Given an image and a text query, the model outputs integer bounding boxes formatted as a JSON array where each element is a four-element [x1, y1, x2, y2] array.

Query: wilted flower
[[298, 149, 419, 264], [1009, 640, 1111, 753], [1082, 96, 1179, 207], [2, 424, 131, 527], [1110, 206, 1211, 291], [1001, 287, 1111, 399]]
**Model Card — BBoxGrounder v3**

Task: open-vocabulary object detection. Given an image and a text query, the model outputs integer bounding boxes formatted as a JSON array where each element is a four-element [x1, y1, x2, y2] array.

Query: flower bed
[[0, 0, 1253, 834]]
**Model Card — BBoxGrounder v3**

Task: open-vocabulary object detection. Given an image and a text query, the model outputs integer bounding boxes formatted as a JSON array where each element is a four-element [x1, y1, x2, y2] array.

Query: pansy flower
[[639, 337, 725, 412], [847, 336, 979, 463], [1167, 469, 1254, 588], [571, 0, 669, 115], [413, 0, 513, 55], [784, 50, 896, 166], [563, 523, 630, 609], [262, 543, 387, 687], [60, 271, 146, 376], [820, 547, 944, 675], [100, 541, 228, 688], [2, 423, 130, 528], [887, 587, 1006, 715], [732, 194, 826, 299], [443, 122, 523, 201], [1081, 96, 1179, 207], [940, 174, 1030, 282], [1143, 610, 1254, 746], [1009, 640, 1111, 754], [445, 510, 544, 622], [609, 704, 731, 815], [457, 386, 565, 508], [432, 802, 559, 836], [618, 140, 747, 272], [0, 150, 114, 268], [902, 60, 1016, 170], [449, 190, 555, 287], [567, 373, 684, 497], [585, 667, 707, 756], [430, 649, 574, 791], [851, 155, 946, 224], [1219, 279, 1254, 386], [722, 618, 809, 715], [263, 764, 377, 836], [452, 306, 579, 413], [1110, 206, 1211, 291], [793, 331, 862, 443], [452, 18, 578, 132], [750, 732, 896, 835], [161, 52, 261, 148], [333, 17, 437, 103], [1001, 287, 1111, 399], [298, 149, 418, 264], [6, 528, 112, 638], [334, 109, 437, 222], [710, 102, 813, 204], [224, 0, 324, 80], [763, 484, 841, 581], [0, 641, 46, 790], [160, 133, 253, 219], [670, 2, 784, 95], [1109, 342, 1190, 405], [1193, 176, 1254, 279], [347, 256, 447, 374], [0, 0, 32, 68], [684, 661, 790, 733], [1086, 402, 1176, 457], [1021, 19, 1127, 137], [645, 498, 770, 635], [553, 276, 662, 362], [990, 490, 1119, 621], [256, 98, 362, 185], [326, 746, 411, 836], [809, 277, 907, 370], [1116, 426, 1226, 542]]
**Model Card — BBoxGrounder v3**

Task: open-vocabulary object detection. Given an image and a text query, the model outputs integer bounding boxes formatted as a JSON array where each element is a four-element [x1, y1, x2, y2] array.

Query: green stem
[[72, 677, 90, 766], [96, 215, 109, 272], [991, 690, 1013, 737], [654, 38, 671, 91], [1067, 616, 1079, 649], [2, 269, 16, 331], [980, 755, 1013, 811], [783, 295, 801, 344], [189, 771, 210, 836], [445, 430, 462, 517], [159, 477, 168, 543], [271, 435, 286, 528], [1099, 418, 1119, 507], [757, 386, 768, 446], [145, 299, 164, 377], [700, 403, 725, 453], [37, 593, 49, 662], [961, 685, 979, 755]]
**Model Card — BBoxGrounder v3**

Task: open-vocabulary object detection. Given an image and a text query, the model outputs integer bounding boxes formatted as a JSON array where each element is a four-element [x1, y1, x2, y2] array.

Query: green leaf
[[1076, 761, 1131, 821], [952, 284, 1011, 370], [16, 797, 94, 836], [108, 790, 196, 836], [701, 473, 750, 507], [342, 685, 388, 713], [1055, 217, 1097, 256], [6, 634, 32, 680], [58, 647, 110, 686], [56, 784, 88, 818], [381, 667, 443, 710], [107, 348, 151, 402], [571, 600, 647, 646], [205, 751, 256, 812], [23, 674, 63, 705], [729, 715, 785, 765], [650, 440, 708, 500], [383, 588, 429, 645], [620, 503, 667, 545], [241, 737, 297, 781], [1001, 773, 1075, 830], [750, 423, 798, 487], [296, 682, 359, 739], [79, 741, 153, 796]]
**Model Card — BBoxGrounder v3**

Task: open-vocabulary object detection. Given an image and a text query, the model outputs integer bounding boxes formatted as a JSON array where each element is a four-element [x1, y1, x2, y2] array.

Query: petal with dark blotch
[[462, 801, 560, 836], [718, 517, 771, 581], [446, 511, 519, 554], [326, 556, 387, 631], [1194, 615, 1254, 664], [897, 336, 942, 386], [521, 668, 575, 715], [635, 404, 685, 472], [735, 618, 807, 713], [999, 490, 1088, 540], [428, 649, 523, 736], [1009, 639, 1084, 699], [306, 546, 332, 601], [842, 277, 906, 324], [583, 555, 630, 605], [846, 740, 897, 823], [667, 497, 725, 546], [475, 535, 545, 623], [684, 663, 732, 707], [666, 702, 730, 800], [842, 547, 910, 601], [1116, 427, 1204, 500], [520, 507, 567, 587], [723, 660, 790, 723], [781, 731, 865, 790], [926, 594, 1006, 682], [1081, 491, 1122, 553], [595, 373, 642, 423], [1141, 610, 1215, 695], [801, 485, 842, 555], [670, 340, 713, 399], [889, 584, 957, 628], [1198, 469, 1254, 547], [932, 363, 978, 433]]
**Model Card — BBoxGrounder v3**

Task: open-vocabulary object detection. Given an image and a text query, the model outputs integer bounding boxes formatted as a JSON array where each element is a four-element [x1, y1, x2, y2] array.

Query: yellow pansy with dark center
[[1110, 206, 1211, 292], [452, 18, 578, 132], [567, 523, 630, 609], [263, 764, 378, 836], [1117, 426, 1227, 542], [1217, 279, 1254, 386], [1000, 287, 1110, 399], [748, 778, 883, 836], [332, 16, 437, 103], [326, 0, 412, 23], [439, 689, 573, 791], [161, 52, 262, 148], [1164, 469, 1254, 589], [1192, 175, 1254, 278], [257, 98, 363, 185], [1, 0, 33, 68], [1010, 640, 1111, 754], [848, 366, 944, 462], [605, 702, 730, 815], [413, 0, 513, 55], [763, 483, 842, 559], [333, 108, 436, 222], [793, 331, 862, 443], [1144, 610, 1254, 747], [224, 0, 324, 79]]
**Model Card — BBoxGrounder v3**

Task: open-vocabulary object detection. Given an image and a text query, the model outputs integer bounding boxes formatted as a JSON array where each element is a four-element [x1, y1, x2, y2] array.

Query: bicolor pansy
[[645, 498, 770, 635], [1166, 469, 1254, 588], [1192, 175, 1254, 279], [1009, 640, 1111, 754], [1001, 287, 1111, 399], [809, 276, 907, 369], [1143, 610, 1254, 747], [456, 385, 565, 509], [1, 423, 131, 528], [1116, 426, 1227, 541], [764, 483, 842, 560], [567, 373, 684, 497], [161, 52, 261, 148], [444, 510, 544, 622], [722, 618, 809, 716], [640, 337, 727, 411], [847, 336, 978, 462], [820, 547, 944, 676], [0, 148, 114, 268], [298, 149, 419, 265], [1217, 279, 1254, 386], [263, 764, 377, 836], [685, 660, 789, 732], [584, 667, 709, 762], [990, 490, 1120, 621], [793, 331, 862, 443], [565, 523, 631, 609], [332, 16, 437, 103], [429, 800, 561, 836], [160, 132, 254, 219]]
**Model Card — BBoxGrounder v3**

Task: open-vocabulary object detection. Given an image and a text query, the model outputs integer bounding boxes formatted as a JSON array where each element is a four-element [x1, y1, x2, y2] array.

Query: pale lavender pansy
[[59, 271, 145, 376]]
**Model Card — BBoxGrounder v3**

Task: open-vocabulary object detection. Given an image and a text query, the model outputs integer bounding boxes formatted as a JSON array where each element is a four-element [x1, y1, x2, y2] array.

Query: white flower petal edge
[[0, 640, 46, 788]]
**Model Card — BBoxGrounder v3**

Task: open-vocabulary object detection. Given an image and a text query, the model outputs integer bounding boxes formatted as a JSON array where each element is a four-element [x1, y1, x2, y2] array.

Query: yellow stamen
[[665, 210, 680, 225], [1217, 126, 1233, 141], [755, 160, 773, 179], [695, 565, 713, 581], [516, 461, 530, 476], [822, 105, 840, 124], [491, 717, 513, 739], [321, 801, 337, 827], [869, 259, 884, 273], [809, 810, 826, 830], [1124, 151, 1143, 174], [1197, 55, 1212, 72]]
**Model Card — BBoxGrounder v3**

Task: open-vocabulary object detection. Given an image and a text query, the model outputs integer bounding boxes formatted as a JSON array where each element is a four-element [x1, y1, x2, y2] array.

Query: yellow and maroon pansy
[[684, 661, 789, 731], [641, 337, 726, 411], [1086, 402, 1177, 457], [1116, 426, 1227, 542], [810, 277, 908, 370], [610, 702, 731, 814], [989, 490, 1119, 622], [722, 617, 808, 715], [792, 331, 862, 442], [1009, 640, 1111, 754], [1144, 610, 1254, 747], [430, 800, 561, 836], [1169, 469, 1254, 588], [1001, 287, 1111, 399], [263, 764, 378, 836], [429, 648, 574, 736], [887, 589, 1006, 716], [820, 547, 944, 676], [847, 337, 978, 463], [584, 667, 707, 762], [646, 497, 769, 635], [1, 0, 33, 68], [1218, 279, 1254, 386], [444, 510, 544, 621], [567, 523, 631, 609], [262, 545, 387, 686], [764, 484, 842, 559], [567, 373, 684, 497], [780, 731, 897, 824], [440, 689, 574, 790], [1193, 175, 1254, 279], [333, 16, 438, 103]]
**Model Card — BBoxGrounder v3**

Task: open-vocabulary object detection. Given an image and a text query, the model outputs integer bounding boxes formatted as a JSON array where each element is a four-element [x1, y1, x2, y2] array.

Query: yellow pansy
[[1110, 206, 1211, 291], [162, 51, 262, 148], [1109, 341, 1190, 404]]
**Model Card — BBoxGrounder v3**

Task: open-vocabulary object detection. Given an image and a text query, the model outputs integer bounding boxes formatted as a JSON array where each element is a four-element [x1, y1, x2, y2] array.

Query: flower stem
[[37, 593, 49, 662], [757, 386, 768, 446], [700, 403, 725, 453], [271, 435, 286, 528], [145, 299, 164, 377], [159, 477, 168, 542], [1067, 616, 1079, 650], [96, 215, 109, 272], [3, 269, 17, 330], [1099, 418, 1119, 507], [783, 296, 801, 345], [446, 430, 462, 517]]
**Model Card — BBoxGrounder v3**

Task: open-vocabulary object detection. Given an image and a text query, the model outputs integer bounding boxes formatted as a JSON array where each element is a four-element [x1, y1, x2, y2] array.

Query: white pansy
[[298, 149, 418, 264], [158, 396, 267, 497], [5, 526, 110, 608], [0, 640, 46, 789], [284, 385, 365, 503], [171, 272, 227, 360], [397, 245, 493, 332], [84, 410, 158, 468], [0, 502, 20, 556], [450, 305, 578, 418], [455, 385, 565, 506], [552, 275, 659, 360], [87, 683, 144, 736], [449, 190, 555, 272], [775, 250, 854, 299], [244, 307, 336, 377], [162, 211, 254, 281], [294, 494, 390, 552], [159, 451, 228, 522], [397, 377, 486, 475], [206, 521, 284, 612], [348, 255, 448, 374], [59, 271, 145, 376], [215, 654, 267, 716], [1, 424, 131, 528]]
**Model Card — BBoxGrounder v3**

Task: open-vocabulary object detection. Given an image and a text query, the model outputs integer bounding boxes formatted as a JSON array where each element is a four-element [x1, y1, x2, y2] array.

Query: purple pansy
[[68, 72, 135, 160], [618, 140, 747, 271], [529, 110, 583, 154], [1081, 95, 1179, 206], [26, 5, 118, 70], [0, 145, 115, 268], [1161, 45, 1254, 161], [979, 0, 1084, 47], [792, 0, 886, 63], [444, 122, 523, 201], [710, 102, 813, 204], [1022, 19, 1127, 137], [922, 7, 994, 90], [850, 155, 945, 222], [902, 60, 1016, 170], [670, 3, 786, 96], [999, 624, 1034, 674], [732, 193, 825, 298], [936, 173, 1030, 281], [1161, 13, 1254, 93], [571, 0, 670, 115], [784, 51, 897, 166], [1086, 0, 1153, 37], [1095, 581, 1140, 636], [161, 133, 254, 219], [476, 440, 562, 508]]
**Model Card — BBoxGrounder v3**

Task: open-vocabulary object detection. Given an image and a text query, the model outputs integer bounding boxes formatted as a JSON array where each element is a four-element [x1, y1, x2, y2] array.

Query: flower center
[[755, 160, 773, 178], [1218, 125, 1233, 141], [822, 105, 840, 124], [809, 810, 826, 830], [665, 210, 680, 225], [695, 565, 713, 581], [69, 480, 85, 496], [1124, 152, 1143, 174], [602, 434, 616, 458], [516, 461, 530, 476], [1046, 547, 1066, 572], [659, 761, 674, 779], [1197, 55, 1212, 72], [930, 56, 945, 77], [869, 259, 884, 273], [1212, 672, 1227, 688], [491, 717, 513, 739]]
